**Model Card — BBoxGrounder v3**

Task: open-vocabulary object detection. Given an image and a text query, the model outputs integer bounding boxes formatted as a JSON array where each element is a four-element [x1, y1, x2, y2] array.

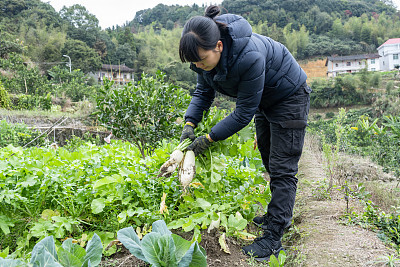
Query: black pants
[[255, 83, 311, 235]]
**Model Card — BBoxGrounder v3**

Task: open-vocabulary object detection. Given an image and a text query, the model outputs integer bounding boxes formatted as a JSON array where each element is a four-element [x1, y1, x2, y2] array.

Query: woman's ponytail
[[205, 5, 220, 19], [205, 5, 227, 33]]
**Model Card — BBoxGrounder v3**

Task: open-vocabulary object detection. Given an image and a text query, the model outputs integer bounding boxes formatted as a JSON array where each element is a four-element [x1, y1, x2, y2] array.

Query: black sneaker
[[242, 230, 284, 262], [253, 214, 291, 230]]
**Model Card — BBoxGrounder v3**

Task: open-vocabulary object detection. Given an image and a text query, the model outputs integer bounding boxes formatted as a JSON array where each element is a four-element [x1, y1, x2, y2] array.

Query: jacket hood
[[216, 14, 252, 66], [190, 14, 252, 81]]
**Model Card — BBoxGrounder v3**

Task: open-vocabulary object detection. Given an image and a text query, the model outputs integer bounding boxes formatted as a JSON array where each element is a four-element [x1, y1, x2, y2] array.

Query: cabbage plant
[[0, 234, 103, 267], [117, 220, 207, 267]]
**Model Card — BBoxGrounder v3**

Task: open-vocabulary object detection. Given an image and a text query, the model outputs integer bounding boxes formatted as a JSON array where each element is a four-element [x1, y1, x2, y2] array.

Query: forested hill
[[133, 0, 397, 29], [131, 0, 400, 59], [1, 0, 399, 87]]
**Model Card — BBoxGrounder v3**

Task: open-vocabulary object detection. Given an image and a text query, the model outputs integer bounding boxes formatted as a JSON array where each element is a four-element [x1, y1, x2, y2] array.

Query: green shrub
[[0, 54, 51, 95], [0, 120, 46, 147], [48, 66, 100, 101], [310, 75, 374, 108], [10, 93, 52, 110], [386, 81, 394, 95], [313, 114, 322, 120], [0, 82, 10, 109], [325, 112, 335, 119], [370, 73, 381, 88]]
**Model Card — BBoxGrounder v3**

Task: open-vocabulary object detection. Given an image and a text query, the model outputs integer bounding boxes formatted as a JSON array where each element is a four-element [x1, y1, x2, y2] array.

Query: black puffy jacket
[[185, 14, 307, 141]]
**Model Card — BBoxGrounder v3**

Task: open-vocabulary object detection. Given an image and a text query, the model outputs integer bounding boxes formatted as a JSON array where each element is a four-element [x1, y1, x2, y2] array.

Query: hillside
[[299, 59, 327, 81], [1, 0, 400, 77]]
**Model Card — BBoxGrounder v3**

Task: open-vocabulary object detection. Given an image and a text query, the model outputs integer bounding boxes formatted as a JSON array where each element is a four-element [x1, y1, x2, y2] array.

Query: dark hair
[[179, 5, 226, 63]]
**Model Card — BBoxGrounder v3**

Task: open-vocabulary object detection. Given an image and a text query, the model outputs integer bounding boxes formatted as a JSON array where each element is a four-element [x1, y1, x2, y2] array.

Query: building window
[[371, 68, 376, 71], [371, 59, 375, 64], [383, 61, 385, 65], [346, 62, 351, 66], [394, 54, 399, 60], [124, 74, 127, 79], [335, 63, 338, 67]]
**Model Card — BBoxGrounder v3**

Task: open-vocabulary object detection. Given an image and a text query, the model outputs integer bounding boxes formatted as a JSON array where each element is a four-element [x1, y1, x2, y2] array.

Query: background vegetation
[[1, 0, 400, 97]]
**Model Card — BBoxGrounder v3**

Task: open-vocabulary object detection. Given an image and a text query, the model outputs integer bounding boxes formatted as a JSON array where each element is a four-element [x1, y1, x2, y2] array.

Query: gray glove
[[180, 124, 195, 142], [187, 135, 211, 156]]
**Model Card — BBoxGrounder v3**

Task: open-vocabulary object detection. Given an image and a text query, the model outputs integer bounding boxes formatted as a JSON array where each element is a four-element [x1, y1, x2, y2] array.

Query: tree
[[283, 24, 309, 58], [95, 71, 191, 158], [0, 0, 27, 17], [19, 25, 66, 71], [330, 18, 345, 39], [360, 24, 372, 43], [59, 4, 100, 47], [0, 27, 23, 58], [62, 39, 102, 73], [112, 44, 135, 68]]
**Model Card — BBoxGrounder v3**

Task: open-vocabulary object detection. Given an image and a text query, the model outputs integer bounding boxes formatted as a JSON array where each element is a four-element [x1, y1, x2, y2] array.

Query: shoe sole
[[253, 248, 285, 262]]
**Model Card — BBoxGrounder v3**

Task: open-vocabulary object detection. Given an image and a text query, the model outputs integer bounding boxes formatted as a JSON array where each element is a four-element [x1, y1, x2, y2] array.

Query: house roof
[[101, 64, 134, 72], [378, 38, 400, 49], [325, 54, 380, 66]]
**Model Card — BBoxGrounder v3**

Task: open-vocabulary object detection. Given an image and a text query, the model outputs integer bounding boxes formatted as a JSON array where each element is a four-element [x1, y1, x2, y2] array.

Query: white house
[[94, 64, 135, 85], [377, 38, 400, 71], [325, 54, 380, 77]]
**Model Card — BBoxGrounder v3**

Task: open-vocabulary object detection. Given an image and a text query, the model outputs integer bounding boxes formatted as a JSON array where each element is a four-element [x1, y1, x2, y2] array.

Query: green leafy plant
[[371, 254, 400, 267], [0, 234, 103, 267], [0, 108, 269, 256], [117, 220, 207, 267], [0, 247, 9, 259], [0, 120, 46, 147], [321, 108, 346, 190], [269, 250, 286, 267], [11, 92, 52, 111], [0, 81, 10, 109], [0, 214, 15, 235], [30, 215, 79, 240]]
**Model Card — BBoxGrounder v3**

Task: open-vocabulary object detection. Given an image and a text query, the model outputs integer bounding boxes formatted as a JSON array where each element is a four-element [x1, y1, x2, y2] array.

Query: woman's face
[[193, 41, 223, 71]]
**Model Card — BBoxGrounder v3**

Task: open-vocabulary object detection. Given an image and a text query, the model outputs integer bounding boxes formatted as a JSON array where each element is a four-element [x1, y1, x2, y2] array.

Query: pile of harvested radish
[[157, 139, 196, 189]]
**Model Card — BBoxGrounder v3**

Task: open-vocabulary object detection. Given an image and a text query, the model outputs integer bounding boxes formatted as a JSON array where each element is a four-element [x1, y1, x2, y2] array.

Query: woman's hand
[[187, 135, 212, 156], [180, 123, 196, 142]]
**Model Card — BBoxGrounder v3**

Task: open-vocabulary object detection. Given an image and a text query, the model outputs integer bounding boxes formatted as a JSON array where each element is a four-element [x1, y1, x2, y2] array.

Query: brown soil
[[101, 133, 393, 267]]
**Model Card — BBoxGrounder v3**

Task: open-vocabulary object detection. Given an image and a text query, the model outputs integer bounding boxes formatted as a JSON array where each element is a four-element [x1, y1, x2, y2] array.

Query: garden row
[[0, 107, 270, 265]]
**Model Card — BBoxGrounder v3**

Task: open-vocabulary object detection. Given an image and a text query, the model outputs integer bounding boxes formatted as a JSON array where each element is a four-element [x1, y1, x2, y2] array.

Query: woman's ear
[[215, 40, 223, 52]]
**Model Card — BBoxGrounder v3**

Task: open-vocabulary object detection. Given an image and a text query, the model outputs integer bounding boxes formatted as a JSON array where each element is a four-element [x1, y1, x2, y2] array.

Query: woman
[[180, 5, 311, 261]]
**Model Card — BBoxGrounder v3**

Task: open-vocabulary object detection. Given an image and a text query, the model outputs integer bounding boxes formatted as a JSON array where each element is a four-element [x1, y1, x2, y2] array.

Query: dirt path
[[290, 134, 391, 266]]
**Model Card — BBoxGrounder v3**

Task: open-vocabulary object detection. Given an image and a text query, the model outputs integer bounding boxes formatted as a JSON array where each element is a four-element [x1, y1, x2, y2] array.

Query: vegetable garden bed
[[0, 113, 270, 265]]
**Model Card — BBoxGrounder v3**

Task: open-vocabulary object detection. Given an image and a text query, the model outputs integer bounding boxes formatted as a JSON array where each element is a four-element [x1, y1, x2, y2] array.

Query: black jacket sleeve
[[184, 73, 216, 126]]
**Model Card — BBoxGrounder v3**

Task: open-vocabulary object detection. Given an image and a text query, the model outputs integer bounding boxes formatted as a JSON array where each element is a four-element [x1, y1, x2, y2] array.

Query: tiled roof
[[378, 38, 400, 49], [101, 64, 134, 72]]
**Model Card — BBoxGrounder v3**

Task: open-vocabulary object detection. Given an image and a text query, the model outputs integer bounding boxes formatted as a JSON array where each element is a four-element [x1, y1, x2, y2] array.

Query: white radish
[[157, 150, 184, 178], [179, 150, 196, 188], [157, 139, 192, 178]]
